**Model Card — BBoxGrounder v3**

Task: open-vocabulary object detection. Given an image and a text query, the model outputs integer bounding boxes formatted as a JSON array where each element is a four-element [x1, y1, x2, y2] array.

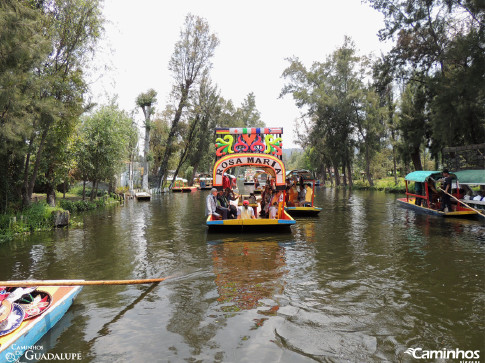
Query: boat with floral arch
[[206, 127, 296, 231]]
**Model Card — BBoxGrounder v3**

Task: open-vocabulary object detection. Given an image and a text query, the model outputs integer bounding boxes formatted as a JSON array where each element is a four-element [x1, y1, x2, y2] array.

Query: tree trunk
[[90, 180, 96, 201], [390, 129, 398, 185], [327, 166, 333, 186], [334, 163, 340, 186], [95, 181, 99, 199], [321, 164, 326, 185], [169, 113, 200, 189], [342, 164, 347, 187], [347, 161, 353, 188], [365, 145, 374, 186], [189, 160, 200, 186], [142, 107, 151, 191], [46, 184, 56, 207], [392, 146, 398, 185], [45, 166, 56, 207], [82, 179, 86, 201], [25, 127, 49, 207], [411, 147, 423, 171], [129, 158, 134, 193], [169, 160, 184, 189], [157, 87, 190, 188], [21, 132, 36, 208]]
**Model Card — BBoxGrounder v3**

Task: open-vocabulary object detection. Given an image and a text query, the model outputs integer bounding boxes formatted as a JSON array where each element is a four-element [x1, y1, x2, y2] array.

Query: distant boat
[[284, 169, 322, 216], [172, 179, 197, 193], [135, 192, 151, 201], [195, 174, 213, 190]]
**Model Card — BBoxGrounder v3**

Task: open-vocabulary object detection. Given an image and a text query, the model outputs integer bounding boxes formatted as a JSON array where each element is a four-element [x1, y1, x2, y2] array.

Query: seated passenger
[[473, 191, 484, 201], [206, 188, 222, 219], [288, 184, 298, 206], [248, 193, 256, 204], [216, 190, 232, 219], [268, 202, 278, 219], [238, 200, 256, 219], [302, 183, 313, 207], [298, 185, 306, 205]]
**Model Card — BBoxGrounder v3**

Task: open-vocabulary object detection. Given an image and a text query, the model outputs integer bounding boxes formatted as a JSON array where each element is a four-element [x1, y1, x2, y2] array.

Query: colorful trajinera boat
[[172, 178, 197, 193], [397, 171, 477, 217], [284, 169, 322, 216], [206, 127, 296, 231], [0, 286, 82, 363], [195, 174, 213, 190]]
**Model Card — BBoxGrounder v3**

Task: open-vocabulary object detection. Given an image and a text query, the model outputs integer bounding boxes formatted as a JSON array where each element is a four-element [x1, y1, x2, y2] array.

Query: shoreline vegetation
[[0, 178, 406, 243], [0, 187, 123, 243]]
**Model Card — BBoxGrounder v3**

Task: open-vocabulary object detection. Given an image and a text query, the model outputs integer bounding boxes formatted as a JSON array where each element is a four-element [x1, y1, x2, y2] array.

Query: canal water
[[0, 186, 484, 362]]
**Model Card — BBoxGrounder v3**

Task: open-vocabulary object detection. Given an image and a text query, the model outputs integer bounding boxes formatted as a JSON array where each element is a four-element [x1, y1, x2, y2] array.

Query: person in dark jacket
[[439, 169, 453, 212]]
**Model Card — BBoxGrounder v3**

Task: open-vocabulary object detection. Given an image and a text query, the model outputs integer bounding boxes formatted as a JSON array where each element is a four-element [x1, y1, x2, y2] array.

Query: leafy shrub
[[59, 199, 100, 213], [351, 177, 406, 193], [116, 186, 129, 194]]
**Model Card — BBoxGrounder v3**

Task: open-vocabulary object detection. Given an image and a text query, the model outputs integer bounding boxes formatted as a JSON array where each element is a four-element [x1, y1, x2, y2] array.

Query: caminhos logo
[[404, 347, 480, 361]]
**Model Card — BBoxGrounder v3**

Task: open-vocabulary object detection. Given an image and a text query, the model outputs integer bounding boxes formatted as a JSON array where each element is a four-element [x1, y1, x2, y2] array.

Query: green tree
[[0, 0, 51, 212], [136, 89, 157, 191], [186, 78, 221, 184], [397, 80, 429, 170], [372, 55, 400, 184], [282, 37, 372, 186], [19, 0, 104, 207], [366, 0, 485, 162], [76, 105, 136, 200], [156, 14, 219, 188], [355, 87, 386, 186], [234, 92, 264, 127]]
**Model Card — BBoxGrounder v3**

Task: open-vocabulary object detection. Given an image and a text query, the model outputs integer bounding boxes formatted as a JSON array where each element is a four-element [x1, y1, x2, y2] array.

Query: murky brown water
[[1, 186, 484, 362]]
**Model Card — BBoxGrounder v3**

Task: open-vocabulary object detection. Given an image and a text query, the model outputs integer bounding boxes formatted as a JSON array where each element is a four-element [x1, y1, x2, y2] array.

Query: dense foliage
[[281, 1, 484, 183], [2, 0, 482, 216], [0, 0, 104, 212]]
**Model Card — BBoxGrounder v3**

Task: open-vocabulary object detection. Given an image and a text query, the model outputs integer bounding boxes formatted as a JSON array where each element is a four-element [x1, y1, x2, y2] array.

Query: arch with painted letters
[[212, 153, 286, 190]]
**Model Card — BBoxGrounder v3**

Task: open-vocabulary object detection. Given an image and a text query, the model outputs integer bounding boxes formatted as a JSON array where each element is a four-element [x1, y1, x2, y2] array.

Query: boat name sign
[[214, 155, 284, 187]]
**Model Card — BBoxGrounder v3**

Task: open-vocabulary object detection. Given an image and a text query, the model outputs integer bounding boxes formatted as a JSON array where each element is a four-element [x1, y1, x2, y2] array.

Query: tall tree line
[[0, 0, 105, 212], [145, 14, 265, 188], [282, 1, 484, 183]]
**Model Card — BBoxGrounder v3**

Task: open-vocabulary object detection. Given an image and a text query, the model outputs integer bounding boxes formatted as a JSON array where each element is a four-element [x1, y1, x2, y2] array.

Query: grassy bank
[[0, 189, 122, 243], [324, 177, 407, 193]]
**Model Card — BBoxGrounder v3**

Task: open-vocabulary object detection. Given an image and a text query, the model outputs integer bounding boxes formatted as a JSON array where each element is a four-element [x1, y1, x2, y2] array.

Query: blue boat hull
[[0, 286, 82, 363]]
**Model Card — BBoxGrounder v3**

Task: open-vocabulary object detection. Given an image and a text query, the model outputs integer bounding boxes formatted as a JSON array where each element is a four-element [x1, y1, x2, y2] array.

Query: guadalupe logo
[[404, 347, 480, 361]]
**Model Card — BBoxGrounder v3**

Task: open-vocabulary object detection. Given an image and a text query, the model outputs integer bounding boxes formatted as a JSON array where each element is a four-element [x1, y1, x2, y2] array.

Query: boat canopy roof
[[454, 169, 485, 185], [404, 171, 443, 182]]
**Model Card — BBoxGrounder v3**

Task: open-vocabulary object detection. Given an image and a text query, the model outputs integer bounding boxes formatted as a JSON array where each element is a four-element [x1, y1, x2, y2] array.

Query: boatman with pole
[[440, 169, 453, 212]]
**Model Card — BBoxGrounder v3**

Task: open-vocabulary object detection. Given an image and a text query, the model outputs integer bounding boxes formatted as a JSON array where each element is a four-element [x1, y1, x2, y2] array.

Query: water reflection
[[210, 241, 286, 312], [0, 189, 483, 362]]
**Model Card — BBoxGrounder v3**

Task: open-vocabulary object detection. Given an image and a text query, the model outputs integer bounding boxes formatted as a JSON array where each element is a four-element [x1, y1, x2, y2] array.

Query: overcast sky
[[88, 0, 392, 148]]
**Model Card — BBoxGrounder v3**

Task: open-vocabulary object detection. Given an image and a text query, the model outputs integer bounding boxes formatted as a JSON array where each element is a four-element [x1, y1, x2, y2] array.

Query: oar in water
[[438, 188, 485, 218], [0, 277, 172, 288]]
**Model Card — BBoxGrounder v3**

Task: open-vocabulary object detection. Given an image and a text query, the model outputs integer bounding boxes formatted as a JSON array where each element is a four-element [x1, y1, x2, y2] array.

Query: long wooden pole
[[439, 188, 485, 218], [0, 277, 171, 287]]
